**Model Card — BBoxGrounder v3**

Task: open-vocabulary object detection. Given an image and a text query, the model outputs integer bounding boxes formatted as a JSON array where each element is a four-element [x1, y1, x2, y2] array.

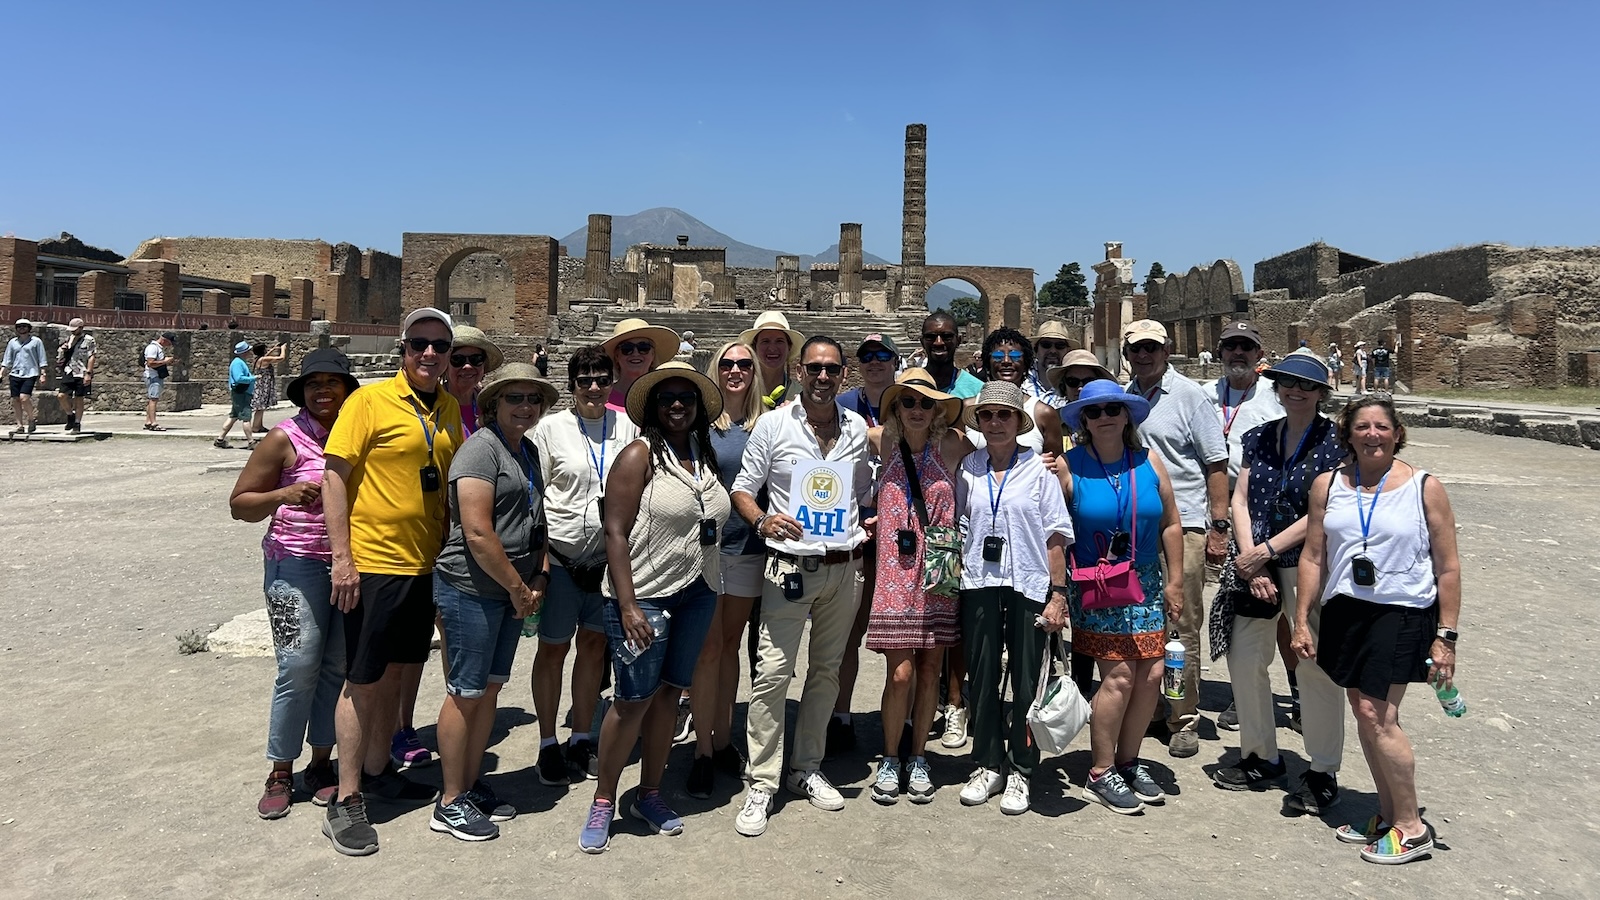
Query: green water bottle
[[1425, 658, 1466, 717]]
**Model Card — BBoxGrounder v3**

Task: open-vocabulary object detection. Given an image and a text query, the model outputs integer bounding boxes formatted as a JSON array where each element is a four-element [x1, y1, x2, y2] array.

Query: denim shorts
[[602, 577, 717, 702], [145, 376, 165, 400], [434, 573, 523, 699], [537, 562, 607, 643]]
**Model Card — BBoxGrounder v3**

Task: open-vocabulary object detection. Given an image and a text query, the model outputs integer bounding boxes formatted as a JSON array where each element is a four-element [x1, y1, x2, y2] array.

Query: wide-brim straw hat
[[1045, 349, 1114, 392], [286, 348, 361, 407], [961, 380, 1035, 435], [625, 360, 723, 427], [738, 311, 804, 362], [1061, 379, 1152, 430], [450, 325, 505, 372], [1263, 348, 1333, 391], [478, 362, 559, 413], [1032, 319, 1078, 348], [881, 367, 963, 423], [602, 318, 680, 359]]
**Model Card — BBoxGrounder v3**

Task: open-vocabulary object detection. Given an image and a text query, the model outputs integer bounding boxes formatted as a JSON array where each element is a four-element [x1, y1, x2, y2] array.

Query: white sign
[[786, 460, 854, 546]]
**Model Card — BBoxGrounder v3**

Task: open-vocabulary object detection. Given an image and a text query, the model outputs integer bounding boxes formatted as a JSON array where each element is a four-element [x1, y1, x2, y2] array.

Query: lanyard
[[494, 424, 539, 512], [856, 392, 879, 428], [985, 445, 1019, 526], [1220, 384, 1243, 436], [408, 398, 437, 467], [576, 410, 609, 491], [1089, 445, 1133, 531], [1132, 377, 1161, 404], [1275, 419, 1316, 496], [1354, 464, 1391, 553]]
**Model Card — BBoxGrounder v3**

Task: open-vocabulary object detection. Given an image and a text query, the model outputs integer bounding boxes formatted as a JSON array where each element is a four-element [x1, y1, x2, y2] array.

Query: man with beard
[[919, 311, 984, 401], [1024, 321, 1076, 410]]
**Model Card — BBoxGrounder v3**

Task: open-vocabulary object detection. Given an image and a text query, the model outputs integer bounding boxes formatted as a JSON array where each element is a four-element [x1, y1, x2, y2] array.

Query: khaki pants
[[1158, 528, 1208, 732], [746, 555, 862, 793]]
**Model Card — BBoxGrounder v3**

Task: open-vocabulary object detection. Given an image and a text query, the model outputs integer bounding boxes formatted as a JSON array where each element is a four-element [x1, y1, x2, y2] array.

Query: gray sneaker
[[871, 757, 901, 805], [905, 757, 935, 804], [1083, 767, 1145, 815], [1117, 760, 1165, 804], [323, 793, 380, 856], [1217, 702, 1240, 731]]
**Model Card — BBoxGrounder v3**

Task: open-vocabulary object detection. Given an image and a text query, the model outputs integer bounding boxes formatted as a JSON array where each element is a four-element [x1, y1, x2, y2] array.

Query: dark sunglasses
[[574, 374, 613, 389], [989, 349, 1025, 362], [655, 390, 700, 407], [899, 395, 936, 411], [1036, 340, 1070, 351], [976, 408, 1015, 422], [617, 341, 653, 356], [450, 352, 487, 368], [499, 392, 545, 406], [858, 350, 897, 363], [1219, 340, 1258, 352], [1273, 375, 1324, 392], [803, 362, 844, 377], [718, 358, 755, 371], [405, 337, 452, 354], [1126, 341, 1165, 355], [1059, 375, 1092, 389], [922, 331, 957, 344], [1081, 402, 1126, 420]]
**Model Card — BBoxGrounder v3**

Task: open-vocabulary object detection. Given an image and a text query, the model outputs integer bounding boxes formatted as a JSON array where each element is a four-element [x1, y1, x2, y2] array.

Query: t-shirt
[[708, 421, 764, 556], [324, 370, 462, 575], [942, 368, 985, 400], [144, 342, 169, 380], [1130, 366, 1228, 528], [1239, 416, 1342, 568], [436, 428, 546, 601], [532, 408, 639, 565], [1372, 348, 1392, 369]]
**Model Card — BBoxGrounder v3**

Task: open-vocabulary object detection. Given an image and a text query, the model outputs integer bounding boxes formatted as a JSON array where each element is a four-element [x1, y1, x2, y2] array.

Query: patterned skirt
[[1067, 560, 1165, 661], [252, 367, 278, 411]]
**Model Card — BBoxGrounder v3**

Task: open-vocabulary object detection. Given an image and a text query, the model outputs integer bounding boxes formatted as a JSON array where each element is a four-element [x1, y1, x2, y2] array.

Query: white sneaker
[[1000, 772, 1030, 816], [785, 769, 845, 811], [959, 766, 1005, 806], [734, 788, 772, 837], [940, 705, 969, 748]]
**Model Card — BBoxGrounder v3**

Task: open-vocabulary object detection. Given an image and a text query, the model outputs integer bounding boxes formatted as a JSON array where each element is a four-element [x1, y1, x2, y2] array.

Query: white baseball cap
[[401, 307, 453, 336]]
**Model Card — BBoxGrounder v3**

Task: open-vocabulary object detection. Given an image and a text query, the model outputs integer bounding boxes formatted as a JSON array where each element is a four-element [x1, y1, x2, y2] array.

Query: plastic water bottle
[[520, 607, 542, 638], [1163, 637, 1186, 700], [618, 609, 671, 665], [1425, 658, 1466, 717]]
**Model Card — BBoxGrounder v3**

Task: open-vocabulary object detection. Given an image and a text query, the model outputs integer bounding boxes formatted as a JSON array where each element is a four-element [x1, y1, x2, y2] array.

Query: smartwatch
[[1211, 518, 1231, 533], [1435, 627, 1459, 643]]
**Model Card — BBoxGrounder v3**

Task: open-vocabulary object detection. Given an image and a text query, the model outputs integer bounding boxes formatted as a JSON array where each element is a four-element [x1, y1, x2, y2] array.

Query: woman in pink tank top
[[229, 349, 361, 821]]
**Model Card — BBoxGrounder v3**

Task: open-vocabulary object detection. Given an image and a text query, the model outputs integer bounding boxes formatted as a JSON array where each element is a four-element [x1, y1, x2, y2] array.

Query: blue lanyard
[[494, 424, 538, 512], [1089, 445, 1133, 532], [577, 410, 609, 490], [1354, 464, 1391, 553], [1276, 419, 1316, 496], [409, 398, 437, 465], [985, 445, 1019, 526]]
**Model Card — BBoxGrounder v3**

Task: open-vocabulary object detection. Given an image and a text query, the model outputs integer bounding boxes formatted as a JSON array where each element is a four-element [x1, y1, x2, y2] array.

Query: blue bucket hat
[[1263, 348, 1332, 391], [1061, 378, 1151, 430]]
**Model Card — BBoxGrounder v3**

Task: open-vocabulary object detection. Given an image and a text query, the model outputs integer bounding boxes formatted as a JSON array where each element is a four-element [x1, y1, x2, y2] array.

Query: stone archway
[[923, 264, 1036, 338], [400, 233, 559, 337]]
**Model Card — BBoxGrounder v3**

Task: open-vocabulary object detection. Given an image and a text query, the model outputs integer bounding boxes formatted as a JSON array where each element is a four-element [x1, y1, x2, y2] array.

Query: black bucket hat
[[287, 348, 361, 407]]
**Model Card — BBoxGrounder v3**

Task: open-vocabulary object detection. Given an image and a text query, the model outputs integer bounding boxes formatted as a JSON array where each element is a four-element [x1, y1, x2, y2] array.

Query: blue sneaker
[[578, 799, 614, 854], [429, 797, 498, 842], [630, 788, 684, 836]]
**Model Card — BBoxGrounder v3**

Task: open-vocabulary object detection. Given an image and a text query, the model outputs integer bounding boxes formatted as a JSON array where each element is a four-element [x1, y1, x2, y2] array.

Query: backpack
[[141, 342, 169, 378]]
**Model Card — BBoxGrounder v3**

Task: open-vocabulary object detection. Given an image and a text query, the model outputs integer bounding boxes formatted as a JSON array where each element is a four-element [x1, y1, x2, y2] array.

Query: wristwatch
[[1049, 584, 1071, 598], [1211, 518, 1231, 533], [1435, 627, 1459, 643]]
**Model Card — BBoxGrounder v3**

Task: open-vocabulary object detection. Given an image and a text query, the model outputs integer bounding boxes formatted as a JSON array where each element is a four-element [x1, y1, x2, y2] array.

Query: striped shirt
[[1128, 366, 1227, 528]]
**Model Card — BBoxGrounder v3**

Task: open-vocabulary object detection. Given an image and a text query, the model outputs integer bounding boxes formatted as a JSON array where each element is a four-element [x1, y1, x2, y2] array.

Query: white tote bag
[[1026, 634, 1092, 756]]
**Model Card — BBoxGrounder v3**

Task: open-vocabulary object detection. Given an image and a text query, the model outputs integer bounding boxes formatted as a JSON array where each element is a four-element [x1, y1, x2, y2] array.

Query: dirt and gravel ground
[[1, 426, 1596, 899]]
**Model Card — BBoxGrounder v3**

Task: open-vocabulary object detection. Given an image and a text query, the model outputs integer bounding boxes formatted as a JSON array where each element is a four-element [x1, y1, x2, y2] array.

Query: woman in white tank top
[[1291, 396, 1463, 865]]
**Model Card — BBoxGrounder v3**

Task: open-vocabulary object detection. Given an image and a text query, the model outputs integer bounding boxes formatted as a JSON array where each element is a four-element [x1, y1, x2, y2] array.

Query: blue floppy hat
[[1263, 348, 1333, 391], [1061, 378, 1151, 430]]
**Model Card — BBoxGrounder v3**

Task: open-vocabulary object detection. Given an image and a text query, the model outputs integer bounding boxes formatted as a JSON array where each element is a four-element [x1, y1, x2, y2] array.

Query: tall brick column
[[202, 289, 232, 316], [774, 255, 800, 308], [290, 277, 314, 320], [584, 214, 612, 298], [129, 259, 181, 312], [839, 223, 863, 309], [250, 273, 276, 318], [901, 124, 928, 311], [0, 237, 39, 306], [78, 270, 115, 309]]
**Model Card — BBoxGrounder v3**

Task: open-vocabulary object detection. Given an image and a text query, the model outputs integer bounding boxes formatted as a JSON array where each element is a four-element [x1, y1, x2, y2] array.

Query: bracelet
[[753, 513, 769, 536], [1264, 539, 1277, 559]]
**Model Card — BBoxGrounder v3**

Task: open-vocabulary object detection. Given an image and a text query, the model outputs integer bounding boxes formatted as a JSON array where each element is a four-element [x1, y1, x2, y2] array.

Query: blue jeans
[[434, 573, 523, 699], [263, 555, 345, 762], [602, 578, 717, 702]]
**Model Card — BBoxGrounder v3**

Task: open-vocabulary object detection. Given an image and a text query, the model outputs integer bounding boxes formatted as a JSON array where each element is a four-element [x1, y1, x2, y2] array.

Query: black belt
[[770, 546, 864, 568]]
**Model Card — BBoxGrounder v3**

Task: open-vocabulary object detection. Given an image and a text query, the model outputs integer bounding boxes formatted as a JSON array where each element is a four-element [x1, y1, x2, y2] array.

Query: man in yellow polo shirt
[[321, 307, 462, 856]]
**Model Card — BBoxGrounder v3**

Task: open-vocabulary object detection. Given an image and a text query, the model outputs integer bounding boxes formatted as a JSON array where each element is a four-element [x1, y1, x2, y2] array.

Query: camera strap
[[898, 438, 932, 531]]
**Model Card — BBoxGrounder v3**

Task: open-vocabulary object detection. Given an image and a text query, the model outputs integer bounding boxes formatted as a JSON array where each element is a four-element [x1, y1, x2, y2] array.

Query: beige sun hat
[[881, 367, 963, 423], [602, 318, 680, 360], [478, 362, 559, 412], [1045, 349, 1115, 391], [738, 310, 804, 362], [1122, 319, 1169, 346], [450, 325, 505, 372], [1032, 320, 1078, 349], [624, 360, 723, 426], [962, 380, 1035, 435]]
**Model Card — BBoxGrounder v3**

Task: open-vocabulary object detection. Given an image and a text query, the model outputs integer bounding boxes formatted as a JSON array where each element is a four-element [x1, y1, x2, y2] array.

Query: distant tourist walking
[[250, 341, 288, 435], [217, 341, 258, 450], [1354, 342, 1369, 393], [56, 318, 97, 434], [4, 317, 47, 435]]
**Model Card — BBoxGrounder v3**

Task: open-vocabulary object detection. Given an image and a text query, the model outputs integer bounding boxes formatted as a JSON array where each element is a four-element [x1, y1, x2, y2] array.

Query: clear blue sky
[[4, 0, 1596, 291]]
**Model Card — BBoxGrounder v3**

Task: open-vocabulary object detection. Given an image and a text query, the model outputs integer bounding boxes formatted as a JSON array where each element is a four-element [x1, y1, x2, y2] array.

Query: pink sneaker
[[390, 727, 433, 769]]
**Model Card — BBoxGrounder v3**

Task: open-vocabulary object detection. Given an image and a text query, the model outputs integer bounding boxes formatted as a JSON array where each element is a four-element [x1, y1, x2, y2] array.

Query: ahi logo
[[806, 468, 841, 506]]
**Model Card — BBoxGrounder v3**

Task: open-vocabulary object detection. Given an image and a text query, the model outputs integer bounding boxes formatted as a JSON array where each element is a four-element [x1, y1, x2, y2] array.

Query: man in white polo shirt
[[729, 335, 873, 838]]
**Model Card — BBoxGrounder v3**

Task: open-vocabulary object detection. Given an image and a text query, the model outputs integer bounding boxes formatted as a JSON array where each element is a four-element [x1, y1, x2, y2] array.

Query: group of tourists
[[232, 305, 1461, 866]]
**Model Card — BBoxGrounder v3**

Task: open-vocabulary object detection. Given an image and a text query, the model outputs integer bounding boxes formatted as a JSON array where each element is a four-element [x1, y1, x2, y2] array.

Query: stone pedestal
[[202, 289, 232, 316]]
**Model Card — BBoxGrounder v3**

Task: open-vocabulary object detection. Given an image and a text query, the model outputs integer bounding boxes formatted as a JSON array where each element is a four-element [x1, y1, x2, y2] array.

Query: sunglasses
[[976, 408, 1015, 423], [1058, 375, 1094, 389], [1126, 341, 1165, 355], [858, 350, 896, 363], [1219, 340, 1258, 352], [718, 358, 755, 371], [405, 337, 452, 354], [1273, 375, 1324, 392], [803, 362, 844, 377], [655, 390, 700, 407], [574, 374, 613, 389], [921, 331, 957, 344], [617, 341, 653, 356], [1036, 340, 1070, 351], [499, 392, 545, 406], [1081, 402, 1126, 420], [899, 395, 936, 411], [450, 352, 487, 368], [989, 349, 1025, 362]]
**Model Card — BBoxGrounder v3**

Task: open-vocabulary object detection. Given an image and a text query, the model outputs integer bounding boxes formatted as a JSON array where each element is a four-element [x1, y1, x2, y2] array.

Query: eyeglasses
[[921, 331, 957, 344], [989, 349, 1025, 362], [803, 362, 844, 377], [450, 352, 487, 368], [405, 337, 452, 354], [1273, 375, 1325, 392], [718, 358, 754, 371], [1080, 402, 1126, 420], [1036, 340, 1070, 351], [976, 408, 1015, 422], [499, 392, 545, 406], [1126, 341, 1164, 355], [858, 350, 896, 363], [1058, 375, 1092, 389], [1219, 340, 1257, 352], [617, 341, 653, 356], [899, 395, 936, 411], [655, 390, 700, 407], [574, 374, 613, 389]]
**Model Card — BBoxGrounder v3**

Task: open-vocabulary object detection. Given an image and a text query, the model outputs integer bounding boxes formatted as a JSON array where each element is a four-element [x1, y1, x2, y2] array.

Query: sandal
[[214, 438, 230, 449], [145, 424, 168, 432]]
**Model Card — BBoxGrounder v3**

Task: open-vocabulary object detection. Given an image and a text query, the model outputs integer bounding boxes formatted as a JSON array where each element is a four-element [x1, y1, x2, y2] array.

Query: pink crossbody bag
[[1070, 461, 1143, 610]]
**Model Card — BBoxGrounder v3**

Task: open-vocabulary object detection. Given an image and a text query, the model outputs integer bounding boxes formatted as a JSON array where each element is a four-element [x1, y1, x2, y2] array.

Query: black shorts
[[59, 377, 91, 398], [1316, 593, 1437, 701], [343, 573, 437, 684], [9, 376, 37, 398]]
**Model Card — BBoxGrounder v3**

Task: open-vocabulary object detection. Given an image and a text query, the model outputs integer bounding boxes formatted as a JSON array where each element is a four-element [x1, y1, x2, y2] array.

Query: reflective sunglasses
[[718, 358, 755, 371], [450, 352, 487, 368], [1220, 339, 1258, 352], [655, 390, 700, 407], [976, 408, 1015, 422], [803, 362, 844, 377], [499, 392, 545, 406], [1036, 340, 1070, 351], [574, 374, 613, 389], [1273, 375, 1324, 392], [1126, 341, 1165, 355], [405, 337, 452, 354], [1081, 402, 1126, 420], [989, 349, 1025, 362], [617, 341, 653, 356], [858, 350, 897, 363], [922, 331, 957, 344], [899, 395, 936, 411]]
